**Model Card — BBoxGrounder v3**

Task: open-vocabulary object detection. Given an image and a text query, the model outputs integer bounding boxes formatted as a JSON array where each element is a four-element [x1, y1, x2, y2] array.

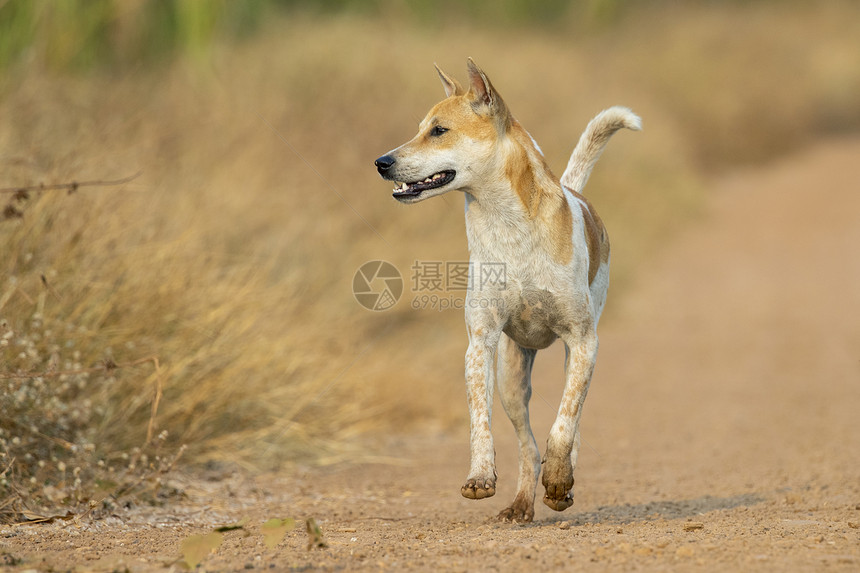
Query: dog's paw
[[461, 477, 496, 500], [542, 491, 574, 511], [542, 457, 574, 511], [497, 492, 534, 523]]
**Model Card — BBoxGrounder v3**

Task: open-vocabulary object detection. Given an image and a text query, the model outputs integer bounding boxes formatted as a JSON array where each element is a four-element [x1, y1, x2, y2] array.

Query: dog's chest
[[464, 195, 589, 349], [464, 198, 549, 268]]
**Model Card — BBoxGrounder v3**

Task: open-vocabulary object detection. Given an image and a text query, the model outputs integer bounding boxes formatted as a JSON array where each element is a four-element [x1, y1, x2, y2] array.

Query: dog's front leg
[[461, 325, 499, 500], [542, 327, 598, 511]]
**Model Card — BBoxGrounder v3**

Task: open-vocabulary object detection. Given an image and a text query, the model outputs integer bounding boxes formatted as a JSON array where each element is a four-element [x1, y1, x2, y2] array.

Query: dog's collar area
[[392, 170, 455, 199]]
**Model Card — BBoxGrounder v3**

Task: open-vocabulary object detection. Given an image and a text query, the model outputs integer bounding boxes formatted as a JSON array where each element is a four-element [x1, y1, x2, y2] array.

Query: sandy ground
[[2, 138, 859, 571]]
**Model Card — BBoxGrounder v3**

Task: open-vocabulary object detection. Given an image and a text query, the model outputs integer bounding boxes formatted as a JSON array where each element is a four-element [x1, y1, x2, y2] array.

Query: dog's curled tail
[[560, 106, 641, 194]]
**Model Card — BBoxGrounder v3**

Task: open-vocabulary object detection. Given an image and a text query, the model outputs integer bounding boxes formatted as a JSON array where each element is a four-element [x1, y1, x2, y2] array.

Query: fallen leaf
[[181, 531, 223, 569], [17, 510, 75, 524], [306, 517, 327, 550], [261, 518, 295, 549]]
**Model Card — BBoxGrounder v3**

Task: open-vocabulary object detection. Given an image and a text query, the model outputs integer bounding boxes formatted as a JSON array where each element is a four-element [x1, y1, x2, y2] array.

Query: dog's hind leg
[[495, 333, 541, 522], [542, 328, 598, 511]]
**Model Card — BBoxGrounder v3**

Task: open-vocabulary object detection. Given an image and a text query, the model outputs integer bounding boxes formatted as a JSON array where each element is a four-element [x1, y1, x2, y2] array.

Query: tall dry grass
[[2, 3, 859, 486]]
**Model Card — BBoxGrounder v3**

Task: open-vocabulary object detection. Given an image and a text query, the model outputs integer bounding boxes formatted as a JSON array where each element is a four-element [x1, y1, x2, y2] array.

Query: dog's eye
[[430, 126, 449, 137]]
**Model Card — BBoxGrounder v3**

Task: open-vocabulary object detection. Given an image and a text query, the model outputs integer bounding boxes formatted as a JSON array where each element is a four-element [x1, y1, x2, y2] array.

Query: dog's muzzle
[[375, 154, 456, 202]]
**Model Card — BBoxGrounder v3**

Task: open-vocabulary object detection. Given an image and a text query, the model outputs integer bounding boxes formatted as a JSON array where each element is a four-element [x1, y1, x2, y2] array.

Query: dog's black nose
[[375, 155, 396, 175]]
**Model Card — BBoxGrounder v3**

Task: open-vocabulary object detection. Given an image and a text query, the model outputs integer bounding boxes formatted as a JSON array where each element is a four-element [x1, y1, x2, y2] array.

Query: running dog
[[375, 59, 640, 522]]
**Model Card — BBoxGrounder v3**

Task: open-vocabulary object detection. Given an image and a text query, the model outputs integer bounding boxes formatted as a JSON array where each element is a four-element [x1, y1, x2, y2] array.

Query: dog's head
[[375, 58, 512, 204]]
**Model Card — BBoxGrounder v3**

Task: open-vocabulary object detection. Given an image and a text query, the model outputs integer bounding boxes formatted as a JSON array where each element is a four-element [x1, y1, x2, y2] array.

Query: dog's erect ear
[[466, 58, 510, 127], [435, 63, 463, 97]]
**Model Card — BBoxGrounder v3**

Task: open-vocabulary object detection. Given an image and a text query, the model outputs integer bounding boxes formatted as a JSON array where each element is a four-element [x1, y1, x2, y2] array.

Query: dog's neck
[[463, 122, 573, 266]]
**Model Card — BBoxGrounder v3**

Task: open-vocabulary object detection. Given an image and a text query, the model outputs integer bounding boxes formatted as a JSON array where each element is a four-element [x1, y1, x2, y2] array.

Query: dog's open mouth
[[392, 170, 455, 199]]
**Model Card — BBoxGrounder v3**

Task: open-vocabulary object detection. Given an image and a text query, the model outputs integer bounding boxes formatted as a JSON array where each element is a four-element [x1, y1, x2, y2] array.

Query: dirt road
[[2, 139, 859, 571]]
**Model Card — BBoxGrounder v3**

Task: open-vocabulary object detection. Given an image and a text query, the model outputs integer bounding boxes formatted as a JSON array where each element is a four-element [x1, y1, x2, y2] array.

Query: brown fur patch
[[504, 144, 542, 217], [568, 188, 609, 285], [503, 123, 574, 266], [551, 199, 574, 266], [560, 396, 580, 419]]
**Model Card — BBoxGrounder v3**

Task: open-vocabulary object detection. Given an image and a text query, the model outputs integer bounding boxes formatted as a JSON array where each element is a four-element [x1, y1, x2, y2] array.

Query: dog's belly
[[502, 289, 562, 350], [503, 318, 557, 350]]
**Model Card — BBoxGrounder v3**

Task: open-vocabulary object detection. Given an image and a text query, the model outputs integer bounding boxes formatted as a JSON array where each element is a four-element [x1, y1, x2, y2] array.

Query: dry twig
[[2, 171, 141, 220], [0, 171, 141, 196], [0, 355, 158, 380]]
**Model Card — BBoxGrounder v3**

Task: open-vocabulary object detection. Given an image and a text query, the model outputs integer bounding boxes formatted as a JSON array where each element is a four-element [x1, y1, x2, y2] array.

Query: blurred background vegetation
[[0, 0, 681, 72], [1, 0, 859, 513]]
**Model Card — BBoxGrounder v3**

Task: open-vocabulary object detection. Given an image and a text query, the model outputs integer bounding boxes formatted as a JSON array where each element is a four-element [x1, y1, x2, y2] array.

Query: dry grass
[[1, 2, 859, 491]]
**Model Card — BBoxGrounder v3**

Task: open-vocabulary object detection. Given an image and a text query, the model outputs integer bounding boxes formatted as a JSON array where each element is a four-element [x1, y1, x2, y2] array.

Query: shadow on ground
[[539, 493, 765, 526]]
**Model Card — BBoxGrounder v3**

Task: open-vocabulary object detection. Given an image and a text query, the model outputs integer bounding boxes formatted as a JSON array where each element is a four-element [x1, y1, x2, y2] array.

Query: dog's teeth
[[424, 177, 432, 183]]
